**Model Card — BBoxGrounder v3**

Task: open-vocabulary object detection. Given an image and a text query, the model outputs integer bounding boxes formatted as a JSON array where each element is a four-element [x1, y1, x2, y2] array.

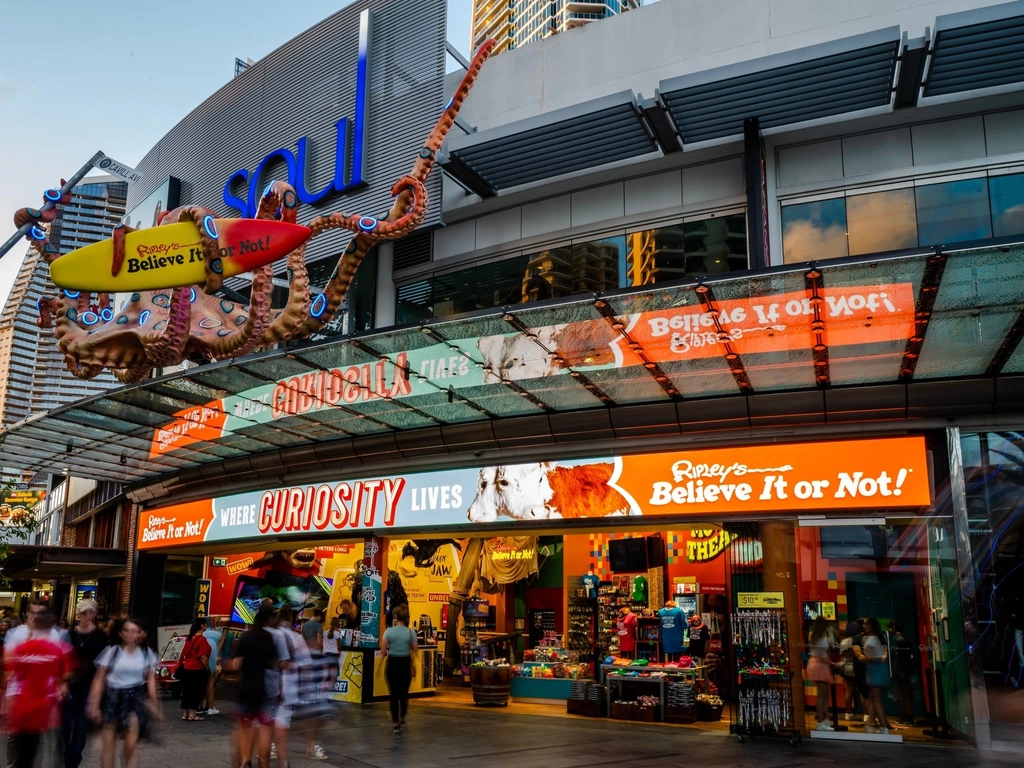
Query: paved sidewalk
[[71, 697, 1019, 768]]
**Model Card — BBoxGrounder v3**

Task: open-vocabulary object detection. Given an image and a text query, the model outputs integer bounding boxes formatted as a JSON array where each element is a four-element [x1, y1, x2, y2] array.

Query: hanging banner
[[195, 579, 212, 618], [137, 436, 930, 550]]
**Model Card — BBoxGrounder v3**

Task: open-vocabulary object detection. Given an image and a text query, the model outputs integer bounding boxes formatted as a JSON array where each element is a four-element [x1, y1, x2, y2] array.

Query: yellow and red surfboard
[[50, 218, 311, 292]]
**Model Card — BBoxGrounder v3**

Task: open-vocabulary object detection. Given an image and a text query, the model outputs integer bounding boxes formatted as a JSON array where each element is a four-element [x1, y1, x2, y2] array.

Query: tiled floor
[[64, 694, 1022, 768]]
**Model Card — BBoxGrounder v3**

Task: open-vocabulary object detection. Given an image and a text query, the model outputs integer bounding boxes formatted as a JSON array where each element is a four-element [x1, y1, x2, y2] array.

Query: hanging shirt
[[658, 606, 686, 655], [688, 620, 710, 657], [632, 576, 648, 603], [581, 574, 600, 599], [616, 612, 637, 653]]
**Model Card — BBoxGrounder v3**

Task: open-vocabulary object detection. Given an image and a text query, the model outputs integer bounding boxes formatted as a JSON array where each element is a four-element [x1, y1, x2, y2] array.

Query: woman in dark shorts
[[225, 604, 279, 768], [86, 617, 162, 768]]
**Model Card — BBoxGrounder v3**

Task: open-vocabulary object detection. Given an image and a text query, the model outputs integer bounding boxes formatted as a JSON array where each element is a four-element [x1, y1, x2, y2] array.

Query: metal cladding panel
[[662, 38, 899, 145], [926, 14, 1024, 96], [128, 0, 445, 275]]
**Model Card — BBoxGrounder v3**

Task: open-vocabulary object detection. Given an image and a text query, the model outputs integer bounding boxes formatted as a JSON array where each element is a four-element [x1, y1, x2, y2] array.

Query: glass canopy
[[3, 243, 1023, 484]]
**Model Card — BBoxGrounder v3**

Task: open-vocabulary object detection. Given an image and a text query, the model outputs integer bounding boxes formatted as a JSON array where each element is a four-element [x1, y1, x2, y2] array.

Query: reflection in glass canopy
[[3, 244, 1023, 483]]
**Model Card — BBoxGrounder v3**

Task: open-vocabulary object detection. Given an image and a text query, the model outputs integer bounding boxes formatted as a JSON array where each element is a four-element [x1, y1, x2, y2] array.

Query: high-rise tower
[[0, 176, 126, 432], [472, 0, 641, 57]]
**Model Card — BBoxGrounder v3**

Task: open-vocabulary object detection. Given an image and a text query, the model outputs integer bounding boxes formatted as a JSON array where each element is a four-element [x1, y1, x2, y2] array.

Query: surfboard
[[49, 218, 312, 293]]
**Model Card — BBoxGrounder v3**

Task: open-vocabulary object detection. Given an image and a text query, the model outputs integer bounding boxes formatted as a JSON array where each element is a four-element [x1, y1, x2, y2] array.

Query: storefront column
[[374, 242, 396, 328], [360, 537, 388, 647], [760, 521, 807, 732], [946, 427, 993, 749]]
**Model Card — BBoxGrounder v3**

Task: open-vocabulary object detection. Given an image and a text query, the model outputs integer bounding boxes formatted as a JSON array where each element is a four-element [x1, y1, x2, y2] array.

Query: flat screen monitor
[[608, 538, 648, 573], [230, 572, 332, 625]]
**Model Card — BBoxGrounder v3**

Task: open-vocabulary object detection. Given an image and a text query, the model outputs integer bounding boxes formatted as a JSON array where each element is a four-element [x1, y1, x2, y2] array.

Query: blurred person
[[86, 617, 161, 768], [338, 599, 358, 630], [323, 617, 341, 686], [838, 620, 865, 721], [889, 620, 916, 726], [64, 599, 110, 768], [200, 618, 226, 716], [269, 606, 327, 764], [178, 620, 211, 722], [854, 617, 891, 734], [806, 615, 837, 731], [301, 610, 323, 655], [381, 604, 417, 735], [224, 604, 279, 768], [4, 600, 75, 768]]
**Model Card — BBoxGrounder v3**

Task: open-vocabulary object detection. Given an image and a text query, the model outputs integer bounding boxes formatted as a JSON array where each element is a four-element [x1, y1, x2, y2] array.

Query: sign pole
[[0, 151, 106, 262]]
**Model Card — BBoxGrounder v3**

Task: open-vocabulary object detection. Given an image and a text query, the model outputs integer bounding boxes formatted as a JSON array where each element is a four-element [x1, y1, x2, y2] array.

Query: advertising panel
[[137, 436, 931, 550], [148, 282, 916, 458]]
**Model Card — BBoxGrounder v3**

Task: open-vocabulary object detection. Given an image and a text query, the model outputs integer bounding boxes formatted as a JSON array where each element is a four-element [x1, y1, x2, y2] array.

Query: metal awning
[[925, 1, 1024, 98], [443, 91, 659, 196], [658, 28, 901, 146], [4, 242, 1024, 494], [2, 546, 127, 580]]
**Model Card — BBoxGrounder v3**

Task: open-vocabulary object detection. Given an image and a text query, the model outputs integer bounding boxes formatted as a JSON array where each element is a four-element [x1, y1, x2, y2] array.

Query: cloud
[[0, 77, 15, 101], [846, 190, 918, 255], [995, 203, 1024, 238], [782, 220, 848, 264]]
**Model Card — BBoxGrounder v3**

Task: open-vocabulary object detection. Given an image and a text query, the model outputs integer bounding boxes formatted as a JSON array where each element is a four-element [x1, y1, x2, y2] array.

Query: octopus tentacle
[[174, 207, 223, 294], [111, 223, 136, 276], [144, 287, 192, 368]]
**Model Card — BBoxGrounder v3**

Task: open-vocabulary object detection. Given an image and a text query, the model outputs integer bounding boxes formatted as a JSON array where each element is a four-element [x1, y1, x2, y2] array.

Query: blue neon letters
[[222, 9, 371, 218]]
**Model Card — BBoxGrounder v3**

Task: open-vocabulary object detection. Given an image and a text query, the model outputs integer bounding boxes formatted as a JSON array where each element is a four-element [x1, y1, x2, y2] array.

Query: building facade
[[472, 0, 641, 56], [0, 177, 124, 434], [7, 0, 1024, 753]]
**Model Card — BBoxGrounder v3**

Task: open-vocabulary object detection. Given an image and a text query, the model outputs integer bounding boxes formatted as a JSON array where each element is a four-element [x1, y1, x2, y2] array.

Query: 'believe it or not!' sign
[[195, 579, 211, 619]]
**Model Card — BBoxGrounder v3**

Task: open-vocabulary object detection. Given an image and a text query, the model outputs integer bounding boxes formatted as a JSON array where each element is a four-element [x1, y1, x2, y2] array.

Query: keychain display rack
[[567, 595, 597, 661], [729, 608, 800, 746]]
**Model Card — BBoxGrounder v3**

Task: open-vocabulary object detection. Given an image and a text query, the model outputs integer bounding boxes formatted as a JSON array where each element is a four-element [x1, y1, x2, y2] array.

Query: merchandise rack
[[729, 607, 800, 746]]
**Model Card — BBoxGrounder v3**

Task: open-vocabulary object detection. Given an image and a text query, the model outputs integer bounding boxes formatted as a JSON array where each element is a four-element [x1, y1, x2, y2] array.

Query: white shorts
[[274, 704, 293, 728]]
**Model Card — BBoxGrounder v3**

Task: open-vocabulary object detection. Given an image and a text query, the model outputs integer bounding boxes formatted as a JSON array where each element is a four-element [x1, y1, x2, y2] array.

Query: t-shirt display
[[687, 619, 710, 657], [582, 574, 600, 599], [658, 606, 686, 655], [616, 611, 638, 653], [632, 576, 648, 603]]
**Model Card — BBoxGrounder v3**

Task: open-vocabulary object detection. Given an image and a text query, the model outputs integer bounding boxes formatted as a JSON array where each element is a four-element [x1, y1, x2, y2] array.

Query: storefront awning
[[925, 1, 1024, 98], [658, 27, 901, 145], [1, 546, 127, 580], [2, 242, 1024, 495]]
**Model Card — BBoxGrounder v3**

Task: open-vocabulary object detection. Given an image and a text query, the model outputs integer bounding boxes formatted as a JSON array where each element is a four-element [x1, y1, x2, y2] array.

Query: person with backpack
[[224, 604, 279, 768], [177, 620, 212, 722], [269, 606, 328, 764], [63, 599, 110, 768], [381, 604, 418, 735], [86, 617, 162, 768], [4, 600, 76, 768]]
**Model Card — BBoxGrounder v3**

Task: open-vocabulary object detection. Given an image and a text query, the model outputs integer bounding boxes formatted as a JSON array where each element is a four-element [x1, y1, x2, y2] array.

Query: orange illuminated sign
[[612, 437, 931, 514]]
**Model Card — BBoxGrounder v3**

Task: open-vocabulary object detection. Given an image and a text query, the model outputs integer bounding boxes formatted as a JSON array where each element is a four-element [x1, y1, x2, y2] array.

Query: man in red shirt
[[4, 600, 76, 768]]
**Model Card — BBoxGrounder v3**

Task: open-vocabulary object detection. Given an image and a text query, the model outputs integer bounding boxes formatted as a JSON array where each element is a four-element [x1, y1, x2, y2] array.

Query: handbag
[[173, 637, 192, 680]]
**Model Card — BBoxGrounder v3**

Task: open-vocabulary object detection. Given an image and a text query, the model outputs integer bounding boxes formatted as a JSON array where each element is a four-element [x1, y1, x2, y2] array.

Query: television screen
[[230, 572, 333, 625], [608, 538, 648, 573]]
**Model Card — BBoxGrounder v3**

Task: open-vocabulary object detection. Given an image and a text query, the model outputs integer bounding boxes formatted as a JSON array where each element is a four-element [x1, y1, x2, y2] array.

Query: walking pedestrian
[[64, 599, 111, 768], [86, 617, 162, 768], [854, 616, 892, 734], [323, 617, 341, 686], [200, 618, 225, 716], [381, 604, 417, 735], [3, 600, 75, 768], [301, 610, 323, 655], [838, 620, 864, 720], [806, 615, 837, 731], [178, 620, 211, 722], [224, 604, 278, 768]]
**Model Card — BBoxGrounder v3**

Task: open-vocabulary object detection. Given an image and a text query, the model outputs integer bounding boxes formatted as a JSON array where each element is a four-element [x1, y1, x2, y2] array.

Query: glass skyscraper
[[0, 176, 126, 435], [472, 0, 641, 56]]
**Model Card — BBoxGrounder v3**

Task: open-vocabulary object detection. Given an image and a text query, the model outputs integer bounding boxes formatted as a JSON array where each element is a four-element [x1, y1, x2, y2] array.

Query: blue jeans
[[62, 689, 91, 768]]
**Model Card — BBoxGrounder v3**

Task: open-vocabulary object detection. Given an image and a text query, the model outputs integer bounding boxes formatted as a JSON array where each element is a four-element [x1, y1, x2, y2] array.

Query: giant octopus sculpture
[[22, 40, 495, 384]]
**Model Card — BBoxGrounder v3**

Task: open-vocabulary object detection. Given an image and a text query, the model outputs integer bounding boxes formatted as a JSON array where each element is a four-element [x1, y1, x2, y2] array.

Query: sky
[[0, 0, 474, 311]]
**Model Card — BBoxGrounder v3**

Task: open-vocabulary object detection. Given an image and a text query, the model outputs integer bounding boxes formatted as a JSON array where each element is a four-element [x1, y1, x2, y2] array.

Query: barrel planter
[[470, 665, 512, 706]]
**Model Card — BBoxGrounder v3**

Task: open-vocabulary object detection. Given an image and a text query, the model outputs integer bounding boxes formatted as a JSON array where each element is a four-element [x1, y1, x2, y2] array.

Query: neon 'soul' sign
[[222, 8, 372, 218]]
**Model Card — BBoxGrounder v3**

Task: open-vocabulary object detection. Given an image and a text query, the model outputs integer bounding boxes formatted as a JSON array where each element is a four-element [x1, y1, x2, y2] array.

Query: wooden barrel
[[470, 665, 512, 706]]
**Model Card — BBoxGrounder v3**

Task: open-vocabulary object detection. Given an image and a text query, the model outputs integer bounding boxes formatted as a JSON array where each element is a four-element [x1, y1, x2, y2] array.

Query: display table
[[602, 665, 705, 721], [511, 661, 587, 701]]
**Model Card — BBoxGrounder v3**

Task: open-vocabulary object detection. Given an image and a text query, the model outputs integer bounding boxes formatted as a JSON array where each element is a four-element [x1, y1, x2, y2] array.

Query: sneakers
[[206, 707, 220, 716], [865, 725, 877, 734], [876, 727, 889, 735], [863, 714, 871, 724], [844, 713, 855, 721], [270, 744, 277, 760], [815, 721, 835, 732], [307, 746, 327, 761]]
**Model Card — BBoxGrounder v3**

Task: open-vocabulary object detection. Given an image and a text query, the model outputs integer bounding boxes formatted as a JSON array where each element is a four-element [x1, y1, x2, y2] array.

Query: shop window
[[572, 235, 624, 294], [523, 244, 573, 301], [477, 255, 527, 308], [782, 197, 849, 264], [988, 172, 1024, 238], [348, 247, 378, 332], [846, 188, 918, 256], [627, 215, 747, 285], [916, 178, 992, 245]]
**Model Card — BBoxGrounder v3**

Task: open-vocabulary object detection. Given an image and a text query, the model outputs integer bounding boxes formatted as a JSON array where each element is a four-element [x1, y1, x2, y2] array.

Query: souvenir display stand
[[729, 607, 799, 746], [602, 662, 706, 720]]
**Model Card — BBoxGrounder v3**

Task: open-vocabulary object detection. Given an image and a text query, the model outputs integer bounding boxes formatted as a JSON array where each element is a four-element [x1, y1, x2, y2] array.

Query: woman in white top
[[854, 617, 892, 734], [805, 615, 836, 731], [87, 617, 161, 768]]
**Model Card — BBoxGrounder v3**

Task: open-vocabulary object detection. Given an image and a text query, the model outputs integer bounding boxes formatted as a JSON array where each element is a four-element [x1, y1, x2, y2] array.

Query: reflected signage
[[148, 281, 917, 458], [137, 436, 931, 550]]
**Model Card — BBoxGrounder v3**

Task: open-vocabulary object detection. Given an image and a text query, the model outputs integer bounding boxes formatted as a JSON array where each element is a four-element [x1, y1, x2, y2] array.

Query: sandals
[[187, 715, 205, 721]]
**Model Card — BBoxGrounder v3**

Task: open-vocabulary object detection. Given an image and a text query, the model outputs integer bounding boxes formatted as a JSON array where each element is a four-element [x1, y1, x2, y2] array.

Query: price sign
[[736, 592, 785, 609]]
